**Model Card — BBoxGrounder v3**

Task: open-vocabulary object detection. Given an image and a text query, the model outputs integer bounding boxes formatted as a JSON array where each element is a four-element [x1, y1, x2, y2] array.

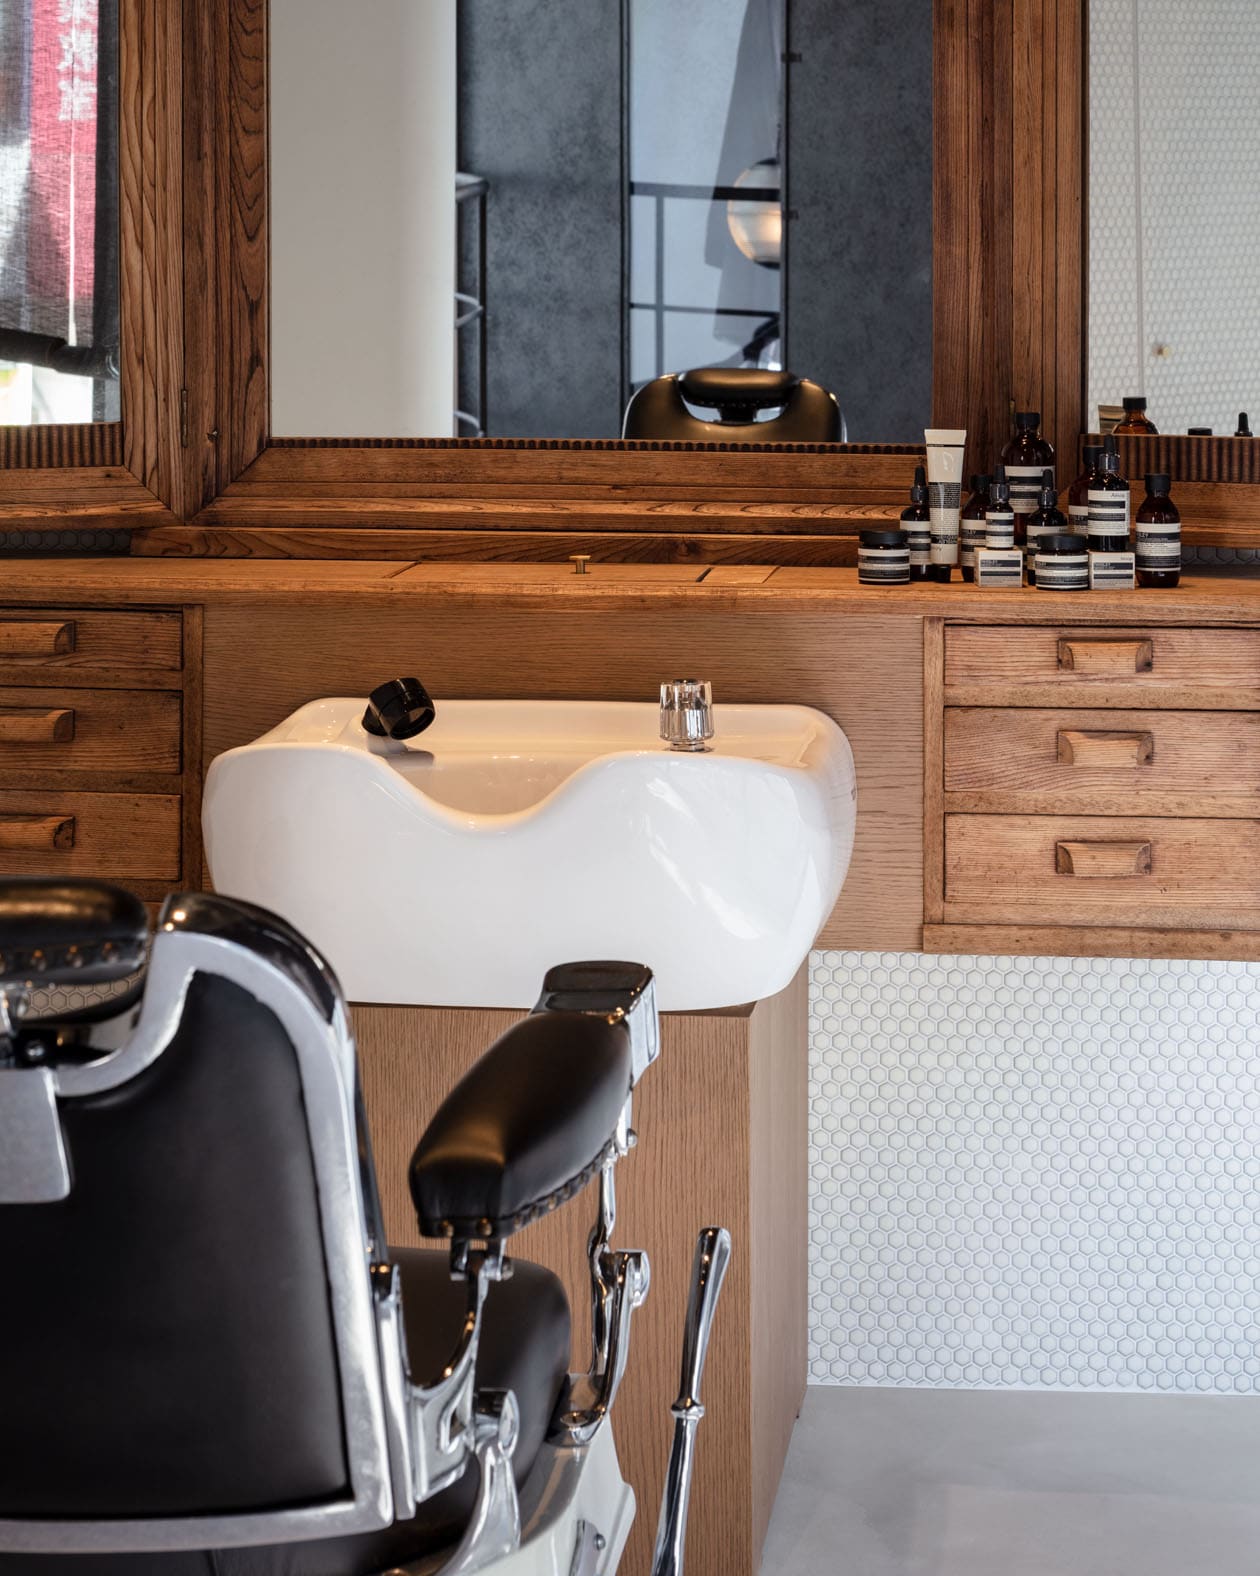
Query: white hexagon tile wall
[[808, 952, 1260, 1391]]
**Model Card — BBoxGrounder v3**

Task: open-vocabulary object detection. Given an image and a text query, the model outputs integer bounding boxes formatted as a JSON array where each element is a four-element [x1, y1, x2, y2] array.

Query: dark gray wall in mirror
[[273, 0, 934, 444], [0, 0, 120, 426]]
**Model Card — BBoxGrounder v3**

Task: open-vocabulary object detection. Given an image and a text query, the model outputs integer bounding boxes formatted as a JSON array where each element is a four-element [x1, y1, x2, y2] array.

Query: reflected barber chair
[[0, 881, 729, 1576], [622, 367, 843, 442]]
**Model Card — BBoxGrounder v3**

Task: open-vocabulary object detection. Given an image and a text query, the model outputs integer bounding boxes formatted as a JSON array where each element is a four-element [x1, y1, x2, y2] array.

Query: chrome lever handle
[[651, 1226, 732, 1576]]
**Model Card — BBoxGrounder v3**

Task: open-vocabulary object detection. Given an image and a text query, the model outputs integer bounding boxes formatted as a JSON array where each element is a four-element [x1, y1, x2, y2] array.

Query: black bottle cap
[[1145, 473, 1171, 495], [1038, 470, 1057, 505], [989, 474, 1010, 505], [1082, 444, 1102, 468], [970, 473, 992, 494], [1099, 434, 1120, 474], [1236, 412, 1253, 436], [362, 676, 437, 740], [1015, 411, 1040, 429], [909, 464, 927, 504], [859, 528, 909, 547], [1123, 395, 1147, 411], [1188, 427, 1213, 436], [1039, 534, 1084, 554]]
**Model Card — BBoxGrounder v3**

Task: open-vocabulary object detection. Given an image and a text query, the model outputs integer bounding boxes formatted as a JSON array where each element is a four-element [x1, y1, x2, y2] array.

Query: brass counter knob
[[570, 554, 591, 576]]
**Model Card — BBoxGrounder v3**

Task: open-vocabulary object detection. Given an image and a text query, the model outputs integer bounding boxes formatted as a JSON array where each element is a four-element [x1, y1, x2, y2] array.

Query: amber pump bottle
[[1024, 469, 1068, 587], [1088, 436, 1130, 552], [901, 465, 932, 582], [1067, 444, 1101, 535], [1135, 474, 1181, 588], [1001, 411, 1055, 517], [1114, 396, 1158, 435], [959, 473, 991, 584]]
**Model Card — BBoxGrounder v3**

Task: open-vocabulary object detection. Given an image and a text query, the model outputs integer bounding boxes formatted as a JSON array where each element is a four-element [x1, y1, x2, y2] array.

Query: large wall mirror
[[1088, 0, 1258, 440], [0, 0, 119, 428], [269, 0, 932, 446]]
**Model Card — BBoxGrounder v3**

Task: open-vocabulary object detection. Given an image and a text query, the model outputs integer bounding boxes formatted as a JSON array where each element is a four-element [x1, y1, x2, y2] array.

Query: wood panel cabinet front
[[0, 791, 180, 879], [0, 688, 180, 775], [943, 814, 1260, 927], [0, 610, 183, 680], [944, 707, 1260, 815], [944, 626, 1260, 707]]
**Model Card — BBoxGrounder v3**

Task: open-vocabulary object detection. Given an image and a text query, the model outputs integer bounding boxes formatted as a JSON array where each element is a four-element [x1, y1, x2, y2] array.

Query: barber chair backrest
[[0, 889, 397, 1555]]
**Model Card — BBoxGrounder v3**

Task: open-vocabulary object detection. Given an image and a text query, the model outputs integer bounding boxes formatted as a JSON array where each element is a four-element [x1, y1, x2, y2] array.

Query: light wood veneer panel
[[944, 625, 1260, 707], [0, 790, 179, 879], [0, 687, 180, 775], [944, 814, 1260, 927], [0, 610, 182, 678], [944, 708, 1260, 815], [353, 975, 805, 1576], [202, 602, 925, 952]]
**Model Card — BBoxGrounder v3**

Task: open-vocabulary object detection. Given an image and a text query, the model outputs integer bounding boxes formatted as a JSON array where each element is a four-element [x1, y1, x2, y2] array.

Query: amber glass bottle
[[1114, 396, 1158, 435], [1087, 437, 1130, 552], [1001, 411, 1056, 518], [959, 473, 991, 584], [1067, 444, 1101, 535], [901, 464, 932, 582], [1135, 473, 1180, 588], [1024, 470, 1068, 587]]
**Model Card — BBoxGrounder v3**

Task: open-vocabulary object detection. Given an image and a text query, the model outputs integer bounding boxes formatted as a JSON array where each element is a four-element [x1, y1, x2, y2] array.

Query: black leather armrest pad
[[410, 1011, 632, 1239]]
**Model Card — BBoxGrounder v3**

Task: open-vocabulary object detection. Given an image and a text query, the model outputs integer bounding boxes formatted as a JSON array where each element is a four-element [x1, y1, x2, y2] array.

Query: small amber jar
[[1113, 396, 1158, 436]]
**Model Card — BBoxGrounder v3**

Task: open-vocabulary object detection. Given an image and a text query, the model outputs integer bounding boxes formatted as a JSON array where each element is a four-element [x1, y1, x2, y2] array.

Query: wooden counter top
[[0, 556, 1257, 619]]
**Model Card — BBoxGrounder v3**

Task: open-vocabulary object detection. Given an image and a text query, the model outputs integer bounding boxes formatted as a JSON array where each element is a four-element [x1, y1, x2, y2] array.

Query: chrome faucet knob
[[660, 680, 714, 753]]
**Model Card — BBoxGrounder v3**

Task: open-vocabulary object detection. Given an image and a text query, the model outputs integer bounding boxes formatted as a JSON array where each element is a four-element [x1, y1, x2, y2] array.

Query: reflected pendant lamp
[[726, 159, 782, 269]]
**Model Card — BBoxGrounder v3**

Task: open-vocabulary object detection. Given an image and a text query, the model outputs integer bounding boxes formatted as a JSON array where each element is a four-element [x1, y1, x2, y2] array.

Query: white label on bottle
[[907, 526, 931, 567], [985, 508, 1015, 549], [959, 518, 987, 568], [858, 547, 911, 584], [1006, 464, 1049, 515], [1068, 503, 1089, 532], [1135, 522, 1181, 568], [1036, 554, 1088, 590], [1087, 487, 1130, 539]]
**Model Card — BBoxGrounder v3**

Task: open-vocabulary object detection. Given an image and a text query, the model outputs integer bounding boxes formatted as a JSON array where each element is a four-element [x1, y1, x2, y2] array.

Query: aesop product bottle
[[1114, 395, 1157, 435], [985, 468, 1015, 549], [901, 465, 932, 582], [1035, 534, 1088, 591], [1087, 436, 1130, 553], [858, 528, 910, 585], [1001, 410, 1055, 517], [1024, 469, 1067, 586], [959, 473, 991, 584], [1135, 473, 1181, 588], [1067, 444, 1102, 534]]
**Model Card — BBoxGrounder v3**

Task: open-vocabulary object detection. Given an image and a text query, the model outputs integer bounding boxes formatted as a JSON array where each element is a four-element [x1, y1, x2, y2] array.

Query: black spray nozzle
[[361, 677, 437, 741]]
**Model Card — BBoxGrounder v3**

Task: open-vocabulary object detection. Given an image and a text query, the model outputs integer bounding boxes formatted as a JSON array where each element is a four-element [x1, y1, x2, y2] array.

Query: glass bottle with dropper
[[1024, 469, 1068, 587], [985, 467, 1015, 549], [1135, 473, 1181, 588], [901, 464, 932, 582], [1087, 435, 1130, 553], [959, 473, 991, 584]]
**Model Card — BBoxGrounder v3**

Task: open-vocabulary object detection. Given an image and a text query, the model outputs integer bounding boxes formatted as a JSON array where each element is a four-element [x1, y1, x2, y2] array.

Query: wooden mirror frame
[[11, 1, 1249, 559]]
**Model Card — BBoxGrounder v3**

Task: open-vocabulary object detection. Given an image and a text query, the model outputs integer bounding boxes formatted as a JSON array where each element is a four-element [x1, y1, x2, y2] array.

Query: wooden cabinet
[[0, 606, 201, 907], [926, 620, 1260, 959]]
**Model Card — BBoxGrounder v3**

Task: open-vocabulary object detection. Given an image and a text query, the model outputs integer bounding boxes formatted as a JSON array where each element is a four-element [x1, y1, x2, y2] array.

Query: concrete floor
[[761, 1386, 1260, 1575]]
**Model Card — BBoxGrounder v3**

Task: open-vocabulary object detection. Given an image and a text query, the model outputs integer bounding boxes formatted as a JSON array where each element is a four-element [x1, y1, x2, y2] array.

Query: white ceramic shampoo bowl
[[203, 698, 856, 1011]]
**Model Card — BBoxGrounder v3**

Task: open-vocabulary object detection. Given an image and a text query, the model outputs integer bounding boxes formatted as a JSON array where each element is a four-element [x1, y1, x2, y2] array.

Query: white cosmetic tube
[[925, 428, 967, 570]]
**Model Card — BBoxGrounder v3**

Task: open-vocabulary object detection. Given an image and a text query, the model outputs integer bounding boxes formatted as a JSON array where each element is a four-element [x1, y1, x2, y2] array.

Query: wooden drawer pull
[[0, 708, 75, 745], [1055, 839, 1152, 879], [0, 621, 76, 657], [1056, 637, 1154, 676], [1056, 729, 1154, 768], [0, 814, 76, 851]]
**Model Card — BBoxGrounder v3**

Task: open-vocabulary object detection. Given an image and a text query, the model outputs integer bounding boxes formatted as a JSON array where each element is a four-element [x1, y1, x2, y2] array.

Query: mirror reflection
[[1088, 0, 1257, 437], [0, 0, 119, 426], [269, 0, 932, 445]]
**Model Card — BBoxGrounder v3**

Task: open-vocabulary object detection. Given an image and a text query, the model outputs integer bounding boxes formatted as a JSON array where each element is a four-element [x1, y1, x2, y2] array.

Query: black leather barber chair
[[0, 881, 729, 1576], [622, 366, 843, 442]]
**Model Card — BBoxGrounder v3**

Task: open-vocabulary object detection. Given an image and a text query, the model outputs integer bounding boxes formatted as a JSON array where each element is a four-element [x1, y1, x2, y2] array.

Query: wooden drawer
[[0, 791, 180, 879], [944, 708, 1260, 815], [0, 610, 182, 678], [943, 813, 1260, 927], [943, 626, 1260, 706], [0, 688, 180, 774]]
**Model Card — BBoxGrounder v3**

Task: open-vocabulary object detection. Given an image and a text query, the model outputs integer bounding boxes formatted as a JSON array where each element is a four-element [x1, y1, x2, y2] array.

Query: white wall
[[809, 951, 1260, 1391], [269, 0, 456, 437], [1088, 0, 1260, 435]]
